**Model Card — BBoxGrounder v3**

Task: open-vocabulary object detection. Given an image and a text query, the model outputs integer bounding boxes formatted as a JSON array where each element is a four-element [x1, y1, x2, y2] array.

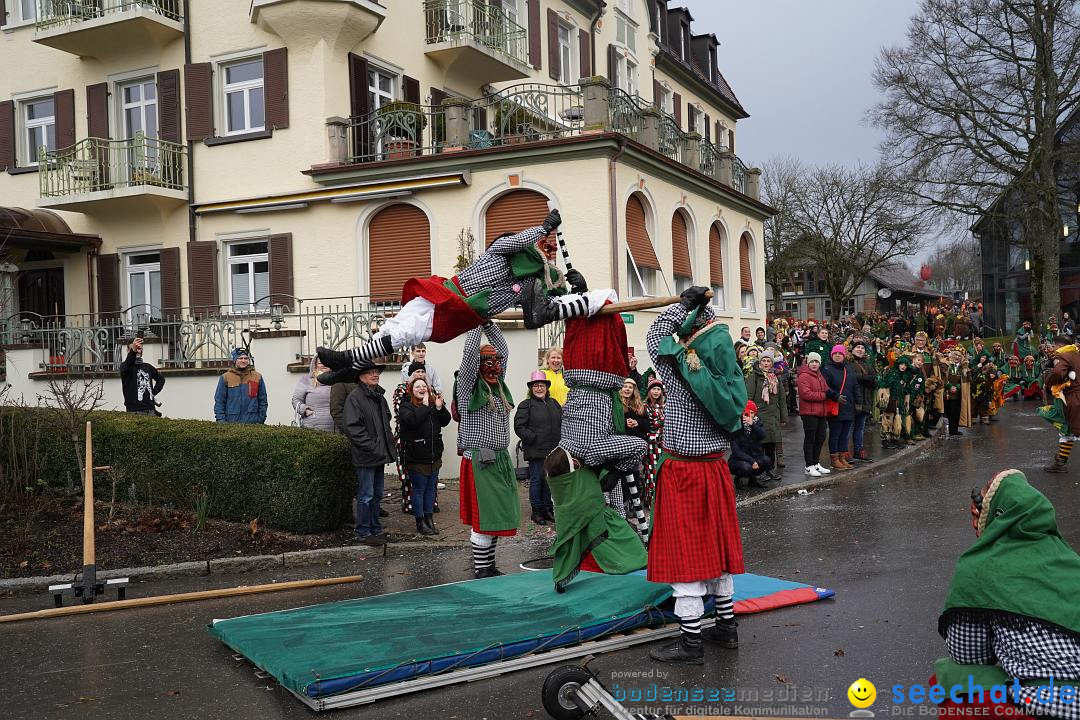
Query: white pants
[[672, 573, 734, 619], [373, 297, 436, 349]]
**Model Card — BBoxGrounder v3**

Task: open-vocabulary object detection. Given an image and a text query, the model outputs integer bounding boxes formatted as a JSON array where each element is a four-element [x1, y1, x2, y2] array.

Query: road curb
[[735, 421, 946, 508]]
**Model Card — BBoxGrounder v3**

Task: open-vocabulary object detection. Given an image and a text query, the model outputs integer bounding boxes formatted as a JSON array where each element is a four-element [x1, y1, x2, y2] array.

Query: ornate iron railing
[[423, 0, 528, 67], [700, 138, 722, 179], [347, 103, 447, 164], [608, 88, 646, 141], [473, 83, 585, 146], [294, 296, 405, 363], [35, 0, 183, 30], [732, 154, 749, 195], [39, 132, 186, 198]]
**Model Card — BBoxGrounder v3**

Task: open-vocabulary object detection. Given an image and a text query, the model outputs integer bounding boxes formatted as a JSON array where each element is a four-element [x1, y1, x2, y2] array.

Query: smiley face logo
[[847, 678, 877, 709]]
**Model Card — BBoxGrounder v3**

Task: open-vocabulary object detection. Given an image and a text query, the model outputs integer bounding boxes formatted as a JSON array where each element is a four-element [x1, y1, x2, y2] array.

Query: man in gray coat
[[344, 359, 396, 546]]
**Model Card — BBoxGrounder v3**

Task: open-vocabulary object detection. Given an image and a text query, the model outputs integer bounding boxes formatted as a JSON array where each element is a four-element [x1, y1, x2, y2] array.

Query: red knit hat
[[562, 312, 630, 376], [744, 400, 758, 414]]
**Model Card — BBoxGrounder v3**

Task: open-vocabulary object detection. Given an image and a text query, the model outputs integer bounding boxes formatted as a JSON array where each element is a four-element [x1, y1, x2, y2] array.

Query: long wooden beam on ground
[[0, 575, 364, 624]]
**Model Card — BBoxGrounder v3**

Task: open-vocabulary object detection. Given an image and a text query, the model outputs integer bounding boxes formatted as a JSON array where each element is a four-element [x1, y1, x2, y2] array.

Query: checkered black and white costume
[[558, 369, 648, 473], [456, 324, 510, 457], [945, 610, 1080, 719], [646, 303, 730, 456], [457, 226, 547, 317]]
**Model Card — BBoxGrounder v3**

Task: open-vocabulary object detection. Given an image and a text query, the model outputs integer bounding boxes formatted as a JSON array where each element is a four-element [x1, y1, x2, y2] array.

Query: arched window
[[626, 193, 660, 296], [671, 209, 692, 293], [484, 189, 550, 247], [709, 222, 725, 309], [739, 232, 754, 311], [368, 204, 430, 304]]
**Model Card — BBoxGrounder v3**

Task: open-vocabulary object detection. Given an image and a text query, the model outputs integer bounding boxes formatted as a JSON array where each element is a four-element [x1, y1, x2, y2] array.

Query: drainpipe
[[87, 249, 96, 317], [589, 1, 605, 75], [608, 135, 627, 293], [183, 0, 196, 256]]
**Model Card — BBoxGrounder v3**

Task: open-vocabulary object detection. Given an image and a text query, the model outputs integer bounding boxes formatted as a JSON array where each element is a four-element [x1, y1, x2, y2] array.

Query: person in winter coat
[[848, 340, 876, 463], [729, 401, 774, 488], [120, 336, 164, 415], [821, 344, 856, 470], [397, 376, 452, 536], [291, 356, 335, 432], [643, 377, 665, 507], [514, 371, 562, 525], [619, 377, 652, 441], [214, 348, 267, 423], [744, 353, 786, 481], [797, 352, 833, 478], [541, 346, 569, 405], [330, 377, 358, 433], [804, 326, 832, 361], [344, 359, 396, 545], [1038, 337, 1080, 473]]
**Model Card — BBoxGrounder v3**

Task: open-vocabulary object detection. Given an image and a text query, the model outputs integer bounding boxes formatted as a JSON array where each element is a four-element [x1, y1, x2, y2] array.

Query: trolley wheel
[[541, 665, 592, 720]]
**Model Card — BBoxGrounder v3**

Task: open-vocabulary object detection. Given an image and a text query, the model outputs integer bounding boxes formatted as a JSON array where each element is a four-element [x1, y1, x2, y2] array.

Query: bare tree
[[37, 375, 106, 479], [790, 162, 934, 320], [925, 236, 983, 295], [870, 0, 1080, 324], [760, 156, 806, 305]]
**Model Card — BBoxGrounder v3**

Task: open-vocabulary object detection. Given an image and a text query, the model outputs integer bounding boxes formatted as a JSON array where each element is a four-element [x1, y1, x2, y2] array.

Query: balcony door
[[120, 79, 159, 183], [126, 252, 162, 327], [18, 267, 65, 320]]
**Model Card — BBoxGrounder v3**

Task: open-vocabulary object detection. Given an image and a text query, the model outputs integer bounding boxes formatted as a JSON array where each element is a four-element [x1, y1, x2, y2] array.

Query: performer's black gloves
[[679, 285, 711, 310], [565, 269, 588, 294], [542, 209, 562, 235]]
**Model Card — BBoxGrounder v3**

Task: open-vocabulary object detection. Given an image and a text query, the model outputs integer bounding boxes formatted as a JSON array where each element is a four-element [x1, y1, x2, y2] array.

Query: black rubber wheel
[[541, 665, 592, 720]]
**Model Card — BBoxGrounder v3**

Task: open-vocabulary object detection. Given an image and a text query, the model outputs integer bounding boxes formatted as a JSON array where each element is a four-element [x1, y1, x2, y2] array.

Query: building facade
[[0, 0, 771, 423], [766, 265, 939, 322]]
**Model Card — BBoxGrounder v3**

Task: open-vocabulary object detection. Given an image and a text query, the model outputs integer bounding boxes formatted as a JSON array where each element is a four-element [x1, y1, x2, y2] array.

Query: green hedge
[[0, 408, 355, 534]]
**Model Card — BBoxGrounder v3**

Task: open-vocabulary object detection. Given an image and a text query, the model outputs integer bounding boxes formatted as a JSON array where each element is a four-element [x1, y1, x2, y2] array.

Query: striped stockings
[[623, 472, 650, 541], [470, 532, 498, 572], [1058, 440, 1074, 466]]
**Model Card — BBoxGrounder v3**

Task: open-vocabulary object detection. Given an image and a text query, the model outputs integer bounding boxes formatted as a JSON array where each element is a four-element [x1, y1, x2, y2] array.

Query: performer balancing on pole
[[456, 322, 520, 578], [316, 210, 612, 383], [646, 286, 748, 664]]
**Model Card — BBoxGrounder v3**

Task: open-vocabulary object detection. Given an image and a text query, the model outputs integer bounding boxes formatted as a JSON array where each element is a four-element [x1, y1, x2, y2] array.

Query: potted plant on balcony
[[375, 101, 428, 160], [494, 103, 534, 145]]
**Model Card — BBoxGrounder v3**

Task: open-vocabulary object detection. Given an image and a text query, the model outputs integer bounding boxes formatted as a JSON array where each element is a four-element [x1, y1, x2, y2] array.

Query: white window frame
[[368, 66, 397, 111], [20, 96, 56, 167], [220, 57, 265, 136], [119, 77, 158, 141], [657, 85, 673, 115], [226, 240, 271, 314], [556, 20, 576, 85], [627, 251, 657, 299], [688, 105, 703, 135], [712, 283, 726, 310], [12, 0, 37, 24], [502, 0, 521, 27], [124, 250, 162, 324]]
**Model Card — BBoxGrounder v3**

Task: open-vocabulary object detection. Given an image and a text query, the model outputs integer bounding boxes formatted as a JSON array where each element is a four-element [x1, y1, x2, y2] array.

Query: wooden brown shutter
[[704, 113, 710, 142], [187, 241, 219, 317], [672, 92, 681, 128], [739, 234, 753, 292], [484, 190, 549, 247], [263, 48, 289, 130], [709, 224, 723, 287], [268, 233, 293, 306], [184, 62, 214, 141], [728, 128, 735, 154], [369, 204, 430, 303], [159, 246, 181, 313], [348, 53, 370, 159], [54, 89, 75, 150], [0, 1, 7, 26], [403, 76, 420, 105], [653, 79, 662, 108], [527, 0, 541, 68], [687, 107, 695, 133], [96, 253, 121, 320], [607, 44, 618, 86], [625, 194, 660, 270], [86, 83, 109, 139], [430, 87, 448, 144], [578, 28, 592, 79], [0, 100, 14, 171], [155, 71, 180, 143], [547, 9, 560, 81], [671, 211, 691, 279]]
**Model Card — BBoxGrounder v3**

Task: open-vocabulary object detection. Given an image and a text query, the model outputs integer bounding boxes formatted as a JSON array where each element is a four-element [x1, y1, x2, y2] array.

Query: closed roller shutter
[[485, 189, 549, 247], [709, 223, 723, 287], [672, 210, 691, 279], [369, 204, 430, 304], [739, 233, 753, 292], [626, 194, 660, 270]]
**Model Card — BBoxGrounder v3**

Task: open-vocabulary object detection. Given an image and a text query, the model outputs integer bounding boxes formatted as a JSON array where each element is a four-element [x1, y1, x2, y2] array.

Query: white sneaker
[[436, 482, 446, 490], [805, 465, 822, 477], [814, 464, 832, 475]]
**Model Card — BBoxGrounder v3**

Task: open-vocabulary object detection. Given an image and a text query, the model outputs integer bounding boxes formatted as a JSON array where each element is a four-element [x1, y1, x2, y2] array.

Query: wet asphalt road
[[1, 404, 1077, 720]]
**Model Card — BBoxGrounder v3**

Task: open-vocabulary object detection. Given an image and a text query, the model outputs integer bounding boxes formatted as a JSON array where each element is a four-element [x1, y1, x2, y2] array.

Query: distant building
[[767, 264, 940, 321]]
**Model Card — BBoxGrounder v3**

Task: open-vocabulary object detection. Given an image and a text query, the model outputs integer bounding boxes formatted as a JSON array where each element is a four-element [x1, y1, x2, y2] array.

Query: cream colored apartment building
[[0, 0, 771, 381]]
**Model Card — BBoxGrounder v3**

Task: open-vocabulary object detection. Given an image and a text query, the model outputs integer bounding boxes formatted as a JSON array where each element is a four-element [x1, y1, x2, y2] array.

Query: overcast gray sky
[[682, 0, 922, 168]]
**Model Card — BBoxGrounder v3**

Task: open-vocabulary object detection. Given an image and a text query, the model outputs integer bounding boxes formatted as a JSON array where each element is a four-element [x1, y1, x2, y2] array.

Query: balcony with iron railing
[[33, 0, 184, 57], [37, 132, 188, 212], [330, 79, 760, 200], [423, 0, 530, 82]]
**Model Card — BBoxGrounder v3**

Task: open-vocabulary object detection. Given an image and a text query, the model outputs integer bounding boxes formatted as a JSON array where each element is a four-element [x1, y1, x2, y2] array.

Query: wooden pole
[[0, 575, 364, 624], [82, 420, 95, 583], [494, 290, 712, 322]]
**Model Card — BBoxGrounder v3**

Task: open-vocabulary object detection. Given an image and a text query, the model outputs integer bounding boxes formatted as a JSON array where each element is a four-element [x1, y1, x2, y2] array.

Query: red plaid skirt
[[402, 275, 485, 343], [647, 452, 744, 583], [458, 457, 517, 537]]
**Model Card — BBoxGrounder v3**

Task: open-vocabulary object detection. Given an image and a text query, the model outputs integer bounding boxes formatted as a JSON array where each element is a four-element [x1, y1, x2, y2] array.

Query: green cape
[[657, 308, 747, 433], [467, 374, 514, 414], [468, 449, 520, 533], [547, 466, 647, 591], [940, 470, 1080, 640], [509, 247, 566, 295]]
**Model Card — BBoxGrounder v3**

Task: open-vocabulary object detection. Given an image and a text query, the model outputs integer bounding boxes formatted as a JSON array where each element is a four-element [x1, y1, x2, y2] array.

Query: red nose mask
[[536, 236, 558, 262], [481, 355, 503, 384]]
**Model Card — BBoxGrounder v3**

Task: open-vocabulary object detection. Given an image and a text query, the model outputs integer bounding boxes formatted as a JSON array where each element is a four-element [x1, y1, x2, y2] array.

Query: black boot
[[648, 636, 704, 664], [416, 516, 436, 536], [316, 346, 352, 371], [703, 618, 739, 648], [598, 467, 621, 493], [531, 509, 548, 525], [317, 364, 360, 386], [1044, 462, 1068, 474], [520, 279, 560, 330], [425, 513, 439, 535]]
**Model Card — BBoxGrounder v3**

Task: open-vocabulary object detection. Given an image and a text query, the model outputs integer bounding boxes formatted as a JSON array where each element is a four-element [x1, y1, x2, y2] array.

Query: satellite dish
[[877, 288, 893, 299]]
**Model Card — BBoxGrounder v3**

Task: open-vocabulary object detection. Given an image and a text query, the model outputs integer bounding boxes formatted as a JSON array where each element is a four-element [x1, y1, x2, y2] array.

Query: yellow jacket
[[545, 368, 568, 405]]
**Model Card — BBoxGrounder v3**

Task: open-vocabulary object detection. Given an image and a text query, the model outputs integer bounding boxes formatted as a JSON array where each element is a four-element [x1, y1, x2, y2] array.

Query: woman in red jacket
[[797, 352, 836, 478]]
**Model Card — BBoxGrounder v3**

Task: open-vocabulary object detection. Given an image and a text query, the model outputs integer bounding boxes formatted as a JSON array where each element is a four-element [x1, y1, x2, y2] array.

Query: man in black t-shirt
[[120, 337, 165, 415]]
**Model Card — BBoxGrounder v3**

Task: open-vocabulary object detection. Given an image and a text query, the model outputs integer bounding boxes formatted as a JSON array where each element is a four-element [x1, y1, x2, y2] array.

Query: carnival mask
[[480, 349, 503, 385], [536, 235, 558, 262]]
